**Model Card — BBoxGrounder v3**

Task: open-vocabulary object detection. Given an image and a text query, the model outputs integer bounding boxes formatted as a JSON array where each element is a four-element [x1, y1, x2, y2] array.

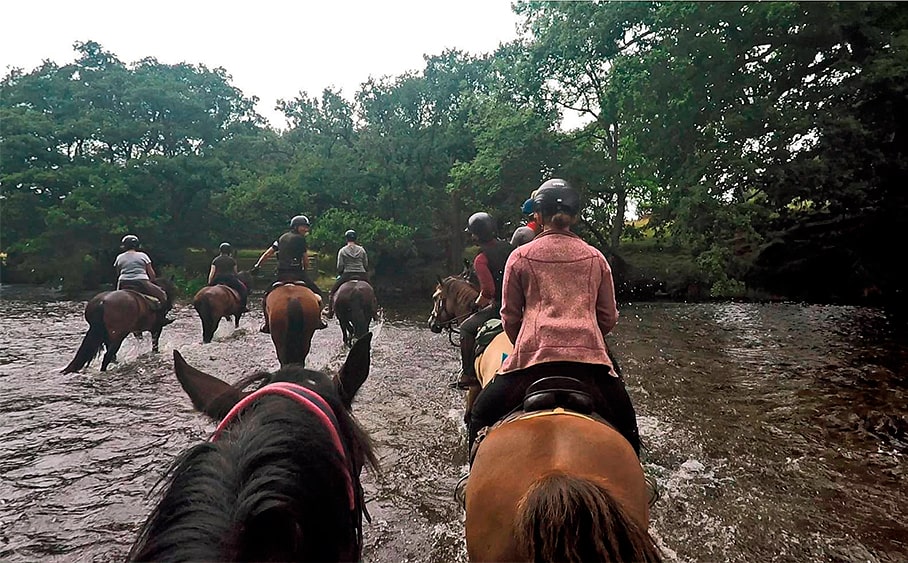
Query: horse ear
[[173, 349, 246, 420], [335, 332, 371, 409]]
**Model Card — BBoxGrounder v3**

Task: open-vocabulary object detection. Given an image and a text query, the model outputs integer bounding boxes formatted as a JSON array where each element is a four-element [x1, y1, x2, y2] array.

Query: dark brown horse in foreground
[[333, 280, 378, 347], [192, 271, 253, 343], [62, 278, 176, 373], [129, 334, 377, 562], [265, 282, 322, 366]]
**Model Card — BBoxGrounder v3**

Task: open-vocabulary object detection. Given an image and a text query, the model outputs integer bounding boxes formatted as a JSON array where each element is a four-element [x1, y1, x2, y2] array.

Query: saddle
[[474, 318, 503, 357], [469, 377, 602, 465], [270, 280, 311, 290], [123, 290, 164, 311]]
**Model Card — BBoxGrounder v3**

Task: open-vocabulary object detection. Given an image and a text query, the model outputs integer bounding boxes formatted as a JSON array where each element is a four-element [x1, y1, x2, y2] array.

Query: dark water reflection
[[0, 286, 905, 562]]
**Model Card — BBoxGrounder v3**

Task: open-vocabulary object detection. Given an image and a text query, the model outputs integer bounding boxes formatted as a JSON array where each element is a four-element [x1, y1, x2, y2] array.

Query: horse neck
[[446, 278, 479, 318]]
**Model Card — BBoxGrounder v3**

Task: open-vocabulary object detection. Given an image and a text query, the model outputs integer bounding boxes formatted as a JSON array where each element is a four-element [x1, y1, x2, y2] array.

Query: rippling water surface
[[1, 285, 905, 562]]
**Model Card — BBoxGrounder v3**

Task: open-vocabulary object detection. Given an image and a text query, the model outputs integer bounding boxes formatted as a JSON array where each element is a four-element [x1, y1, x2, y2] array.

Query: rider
[[208, 242, 249, 313], [468, 179, 640, 457], [251, 215, 327, 333], [452, 212, 514, 390], [510, 192, 541, 247], [325, 229, 370, 319], [113, 234, 173, 325]]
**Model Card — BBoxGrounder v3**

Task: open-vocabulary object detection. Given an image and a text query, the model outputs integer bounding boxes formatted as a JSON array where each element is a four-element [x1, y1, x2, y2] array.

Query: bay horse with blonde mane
[[192, 271, 253, 343], [429, 274, 658, 561], [129, 334, 377, 562], [62, 278, 177, 373], [264, 282, 322, 366]]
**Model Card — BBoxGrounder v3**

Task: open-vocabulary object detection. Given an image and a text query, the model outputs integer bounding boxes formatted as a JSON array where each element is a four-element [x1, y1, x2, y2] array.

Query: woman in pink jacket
[[467, 179, 640, 456]]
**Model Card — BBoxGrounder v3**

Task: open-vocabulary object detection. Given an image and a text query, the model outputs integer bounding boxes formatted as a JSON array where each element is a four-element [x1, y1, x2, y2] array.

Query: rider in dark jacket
[[252, 215, 327, 333], [453, 212, 514, 390], [208, 242, 249, 312]]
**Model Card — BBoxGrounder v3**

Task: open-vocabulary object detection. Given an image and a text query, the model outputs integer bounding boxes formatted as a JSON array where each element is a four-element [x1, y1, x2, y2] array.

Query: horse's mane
[[129, 366, 377, 562], [443, 275, 479, 303]]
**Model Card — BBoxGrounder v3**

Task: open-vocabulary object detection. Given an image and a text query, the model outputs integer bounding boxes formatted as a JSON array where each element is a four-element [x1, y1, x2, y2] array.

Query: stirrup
[[454, 473, 469, 509]]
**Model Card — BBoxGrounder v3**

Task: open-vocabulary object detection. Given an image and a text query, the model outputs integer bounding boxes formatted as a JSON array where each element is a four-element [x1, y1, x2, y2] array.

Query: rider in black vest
[[251, 215, 327, 333], [453, 212, 514, 390], [208, 242, 249, 312]]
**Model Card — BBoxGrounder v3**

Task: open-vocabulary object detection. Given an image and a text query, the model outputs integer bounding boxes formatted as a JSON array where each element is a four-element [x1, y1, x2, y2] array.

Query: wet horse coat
[[62, 279, 176, 373], [129, 334, 377, 562], [466, 409, 660, 562], [333, 279, 377, 347], [265, 282, 322, 366], [192, 271, 252, 343]]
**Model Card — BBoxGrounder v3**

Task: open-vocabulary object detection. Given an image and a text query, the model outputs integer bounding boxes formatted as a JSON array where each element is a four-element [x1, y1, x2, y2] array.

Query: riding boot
[[452, 335, 479, 390]]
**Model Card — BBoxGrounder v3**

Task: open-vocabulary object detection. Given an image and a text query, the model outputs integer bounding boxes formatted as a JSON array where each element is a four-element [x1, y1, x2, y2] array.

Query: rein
[[211, 382, 356, 511]]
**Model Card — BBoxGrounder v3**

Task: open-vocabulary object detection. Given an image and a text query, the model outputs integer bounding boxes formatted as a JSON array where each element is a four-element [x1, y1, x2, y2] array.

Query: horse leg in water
[[151, 325, 162, 353], [101, 332, 128, 371]]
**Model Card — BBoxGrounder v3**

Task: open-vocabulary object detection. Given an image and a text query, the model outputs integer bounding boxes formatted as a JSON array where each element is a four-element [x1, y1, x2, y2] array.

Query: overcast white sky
[[1, 0, 523, 129]]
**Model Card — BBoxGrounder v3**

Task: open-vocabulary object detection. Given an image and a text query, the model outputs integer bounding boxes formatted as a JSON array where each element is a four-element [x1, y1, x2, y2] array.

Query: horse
[[465, 404, 660, 562], [428, 274, 512, 419], [192, 271, 253, 343], [264, 282, 322, 366], [333, 279, 377, 347], [128, 333, 377, 562], [62, 278, 177, 373]]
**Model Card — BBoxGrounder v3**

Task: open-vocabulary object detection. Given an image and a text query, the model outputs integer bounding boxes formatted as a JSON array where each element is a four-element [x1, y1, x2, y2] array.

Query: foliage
[[2, 6, 905, 306]]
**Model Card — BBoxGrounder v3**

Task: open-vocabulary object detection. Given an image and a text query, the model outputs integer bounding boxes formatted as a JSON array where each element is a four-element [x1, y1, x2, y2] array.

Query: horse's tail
[[283, 298, 308, 365], [515, 471, 661, 563], [349, 288, 368, 338], [62, 301, 108, 373], [194, 293, 216, 343]]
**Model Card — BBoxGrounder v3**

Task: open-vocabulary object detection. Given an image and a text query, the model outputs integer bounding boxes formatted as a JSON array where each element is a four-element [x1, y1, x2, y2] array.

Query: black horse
[[129, 334, 378, 562], [333, 280, 378, 347]]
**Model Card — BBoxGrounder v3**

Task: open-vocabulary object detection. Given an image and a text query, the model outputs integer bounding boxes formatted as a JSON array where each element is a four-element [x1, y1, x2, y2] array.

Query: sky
[[1, 0, 523, 129]]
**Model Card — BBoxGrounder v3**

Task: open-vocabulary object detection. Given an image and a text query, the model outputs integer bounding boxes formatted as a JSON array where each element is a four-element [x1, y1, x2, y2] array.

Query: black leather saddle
[[522, 376, 594, 415]]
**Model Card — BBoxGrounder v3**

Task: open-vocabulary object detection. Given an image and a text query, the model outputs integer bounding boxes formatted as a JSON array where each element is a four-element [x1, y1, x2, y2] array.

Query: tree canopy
[[2, 3, 905, 304]]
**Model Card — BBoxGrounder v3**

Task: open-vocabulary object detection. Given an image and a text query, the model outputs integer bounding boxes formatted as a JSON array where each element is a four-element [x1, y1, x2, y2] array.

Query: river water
[[0, 285, 905, 562]]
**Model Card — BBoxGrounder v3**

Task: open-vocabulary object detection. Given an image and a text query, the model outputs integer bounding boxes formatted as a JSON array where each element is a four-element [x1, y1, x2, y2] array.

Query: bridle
[[211, 382, 356, 510], [428, 277, 476, 346]]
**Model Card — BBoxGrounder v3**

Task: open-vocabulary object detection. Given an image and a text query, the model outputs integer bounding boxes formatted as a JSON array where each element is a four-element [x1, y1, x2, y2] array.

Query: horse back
[[466, 414, 649, 560], [194, 285, 240, 317], [475, 331, 512, 388], [94, 290, 152, 333]]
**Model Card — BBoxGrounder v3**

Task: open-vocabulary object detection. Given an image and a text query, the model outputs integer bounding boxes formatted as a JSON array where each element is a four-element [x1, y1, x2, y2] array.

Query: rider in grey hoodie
[[326, 229, 370, 318]]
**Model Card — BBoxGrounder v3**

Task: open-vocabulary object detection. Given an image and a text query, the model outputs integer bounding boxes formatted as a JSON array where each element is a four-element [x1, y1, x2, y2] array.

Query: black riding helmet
[[533, 178, 581, 216], [121, 234, 140, 250], [465, 212, 496, 242], [290, 215, 310, 229], [345, 229, 357, 241], [219, 242, 232, 254]]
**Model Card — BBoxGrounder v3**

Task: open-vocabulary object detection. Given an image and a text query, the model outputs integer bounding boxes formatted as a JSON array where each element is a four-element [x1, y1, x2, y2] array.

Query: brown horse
[[333, 280, 378, 347], [129, 334, 377, 561], [428, 275, 512, 418], [466, 410, 660, 562], [192, 271, 253, 343], [62, 278, 176, 373], [264, 282, 321, 366]]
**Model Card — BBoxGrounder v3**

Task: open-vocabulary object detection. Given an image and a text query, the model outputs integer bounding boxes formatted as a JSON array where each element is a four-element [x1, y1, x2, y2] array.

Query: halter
[[211, 382, 356, 511]]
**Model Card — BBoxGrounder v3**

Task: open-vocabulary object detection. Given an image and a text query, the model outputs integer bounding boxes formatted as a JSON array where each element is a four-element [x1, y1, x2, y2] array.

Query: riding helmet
[[533, 179, 581, 216], [345, 229, 357, 241], [121, 234, 140, 250], [290, 215, 310, 229], [465, 212, 496, 242], [219, 242, 232, 254]]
